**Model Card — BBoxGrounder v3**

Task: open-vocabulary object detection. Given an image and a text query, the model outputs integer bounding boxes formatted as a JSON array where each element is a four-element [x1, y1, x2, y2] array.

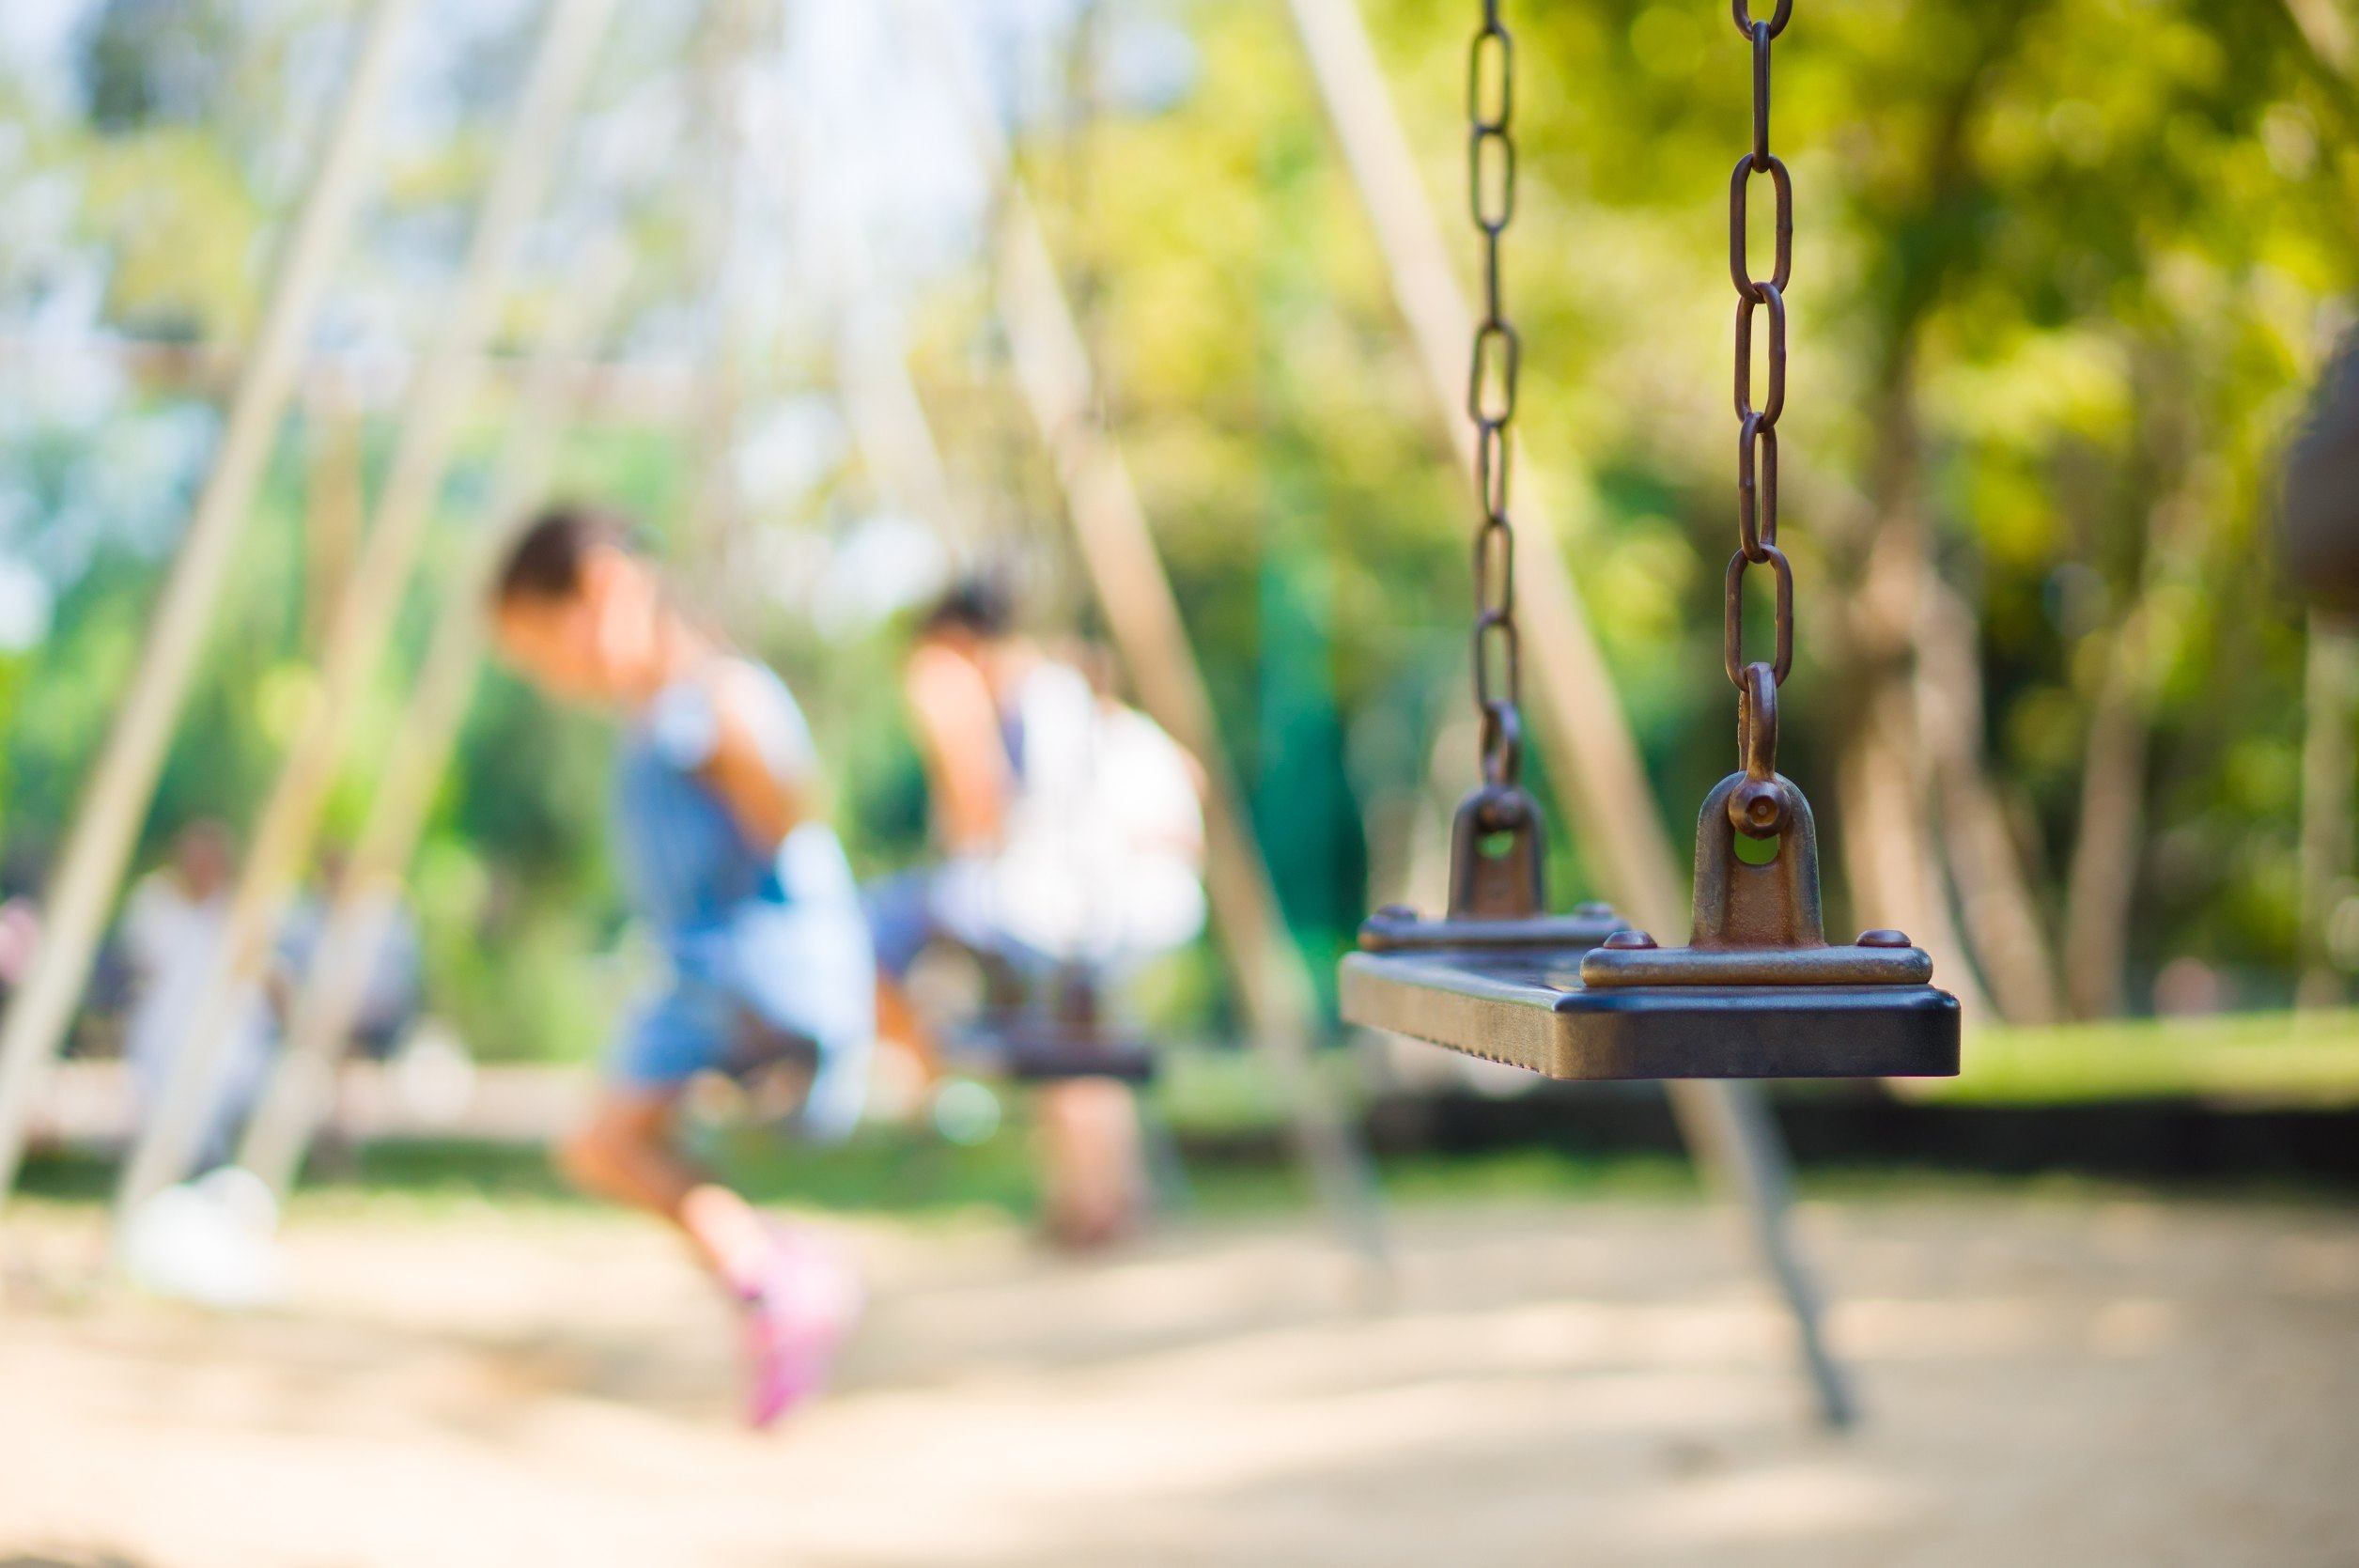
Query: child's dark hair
[[493, 505, 633, 605], [919, 576, 1015, 641]]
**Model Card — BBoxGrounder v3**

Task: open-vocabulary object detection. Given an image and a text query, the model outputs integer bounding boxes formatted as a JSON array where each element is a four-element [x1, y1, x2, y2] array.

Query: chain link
[[1725, 0, 1796, 774], [1467, 0, 1522, 787]]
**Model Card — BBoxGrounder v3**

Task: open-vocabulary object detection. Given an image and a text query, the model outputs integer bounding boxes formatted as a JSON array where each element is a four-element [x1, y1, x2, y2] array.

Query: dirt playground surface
[[2, 1192, 2354, 1567]]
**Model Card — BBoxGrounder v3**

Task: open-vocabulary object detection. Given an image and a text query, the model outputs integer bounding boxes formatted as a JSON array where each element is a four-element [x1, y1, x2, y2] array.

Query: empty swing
[[1341, 0, 1959, 1082]]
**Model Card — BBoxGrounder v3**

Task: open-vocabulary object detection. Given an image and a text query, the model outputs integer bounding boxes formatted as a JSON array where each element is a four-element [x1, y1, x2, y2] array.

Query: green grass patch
[[11, 1147, 119, 1204], [12, 1127, 1045, 1225], [1377, 1147, 1703, 1204], [15, 1137, 2334, 1224], [1932, 1010, 2359, 1107]]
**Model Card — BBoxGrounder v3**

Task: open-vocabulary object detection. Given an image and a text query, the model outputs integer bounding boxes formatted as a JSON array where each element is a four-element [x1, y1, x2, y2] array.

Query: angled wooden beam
[[0, 334, 713, 422], [237, 250, 630, 1200], [839, 298, 977, 555], [302, 380, 365, 657], [112, 0, 622, 1219], [0, 0, 420, 1212]]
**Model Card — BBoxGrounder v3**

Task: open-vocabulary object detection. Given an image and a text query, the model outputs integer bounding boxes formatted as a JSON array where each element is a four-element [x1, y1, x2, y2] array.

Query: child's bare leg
[[556, 1090, 775, 1291], [559, 1085, 857, 1427], [1033, 1079, 1145, 1248], [874, 973, 940, 1079]]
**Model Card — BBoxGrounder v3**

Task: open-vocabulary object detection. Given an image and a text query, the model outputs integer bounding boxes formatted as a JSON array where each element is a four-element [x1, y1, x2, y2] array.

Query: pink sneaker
[[743, 1228, 862, 1429]]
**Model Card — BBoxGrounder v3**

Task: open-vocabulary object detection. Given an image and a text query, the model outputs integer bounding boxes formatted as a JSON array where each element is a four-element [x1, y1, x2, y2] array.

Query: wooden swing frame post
[[837, 299, 977, 557], [236, 250, 630, 1201], [111, 0, 623, 1220], [0, 0, 422, 1214]]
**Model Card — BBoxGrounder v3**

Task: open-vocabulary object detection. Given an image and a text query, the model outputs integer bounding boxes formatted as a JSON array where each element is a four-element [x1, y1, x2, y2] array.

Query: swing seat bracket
[[1358, 900, 1625, 955]]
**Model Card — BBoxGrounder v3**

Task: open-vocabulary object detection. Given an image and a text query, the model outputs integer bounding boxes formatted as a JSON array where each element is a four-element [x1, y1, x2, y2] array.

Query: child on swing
[[869, 581, 1207, 1247], [489, 505, 870, 1426]]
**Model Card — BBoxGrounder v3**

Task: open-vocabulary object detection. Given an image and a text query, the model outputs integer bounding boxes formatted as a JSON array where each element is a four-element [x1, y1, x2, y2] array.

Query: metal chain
[[1726, 0, 1795, 791], [1467, 0, 1522, 788]]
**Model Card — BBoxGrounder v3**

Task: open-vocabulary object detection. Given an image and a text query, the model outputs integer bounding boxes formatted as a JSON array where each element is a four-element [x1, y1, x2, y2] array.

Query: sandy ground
[[1, 1192, 2355, 1568]]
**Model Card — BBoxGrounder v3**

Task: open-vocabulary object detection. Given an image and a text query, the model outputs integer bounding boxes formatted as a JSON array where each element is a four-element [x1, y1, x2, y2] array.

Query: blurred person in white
[[868, 580, 1207, 1248], [119, 818, 275, 1170]]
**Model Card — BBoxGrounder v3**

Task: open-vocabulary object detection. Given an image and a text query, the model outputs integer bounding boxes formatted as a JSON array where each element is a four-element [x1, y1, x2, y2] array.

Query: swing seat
[[921, 941, 1161, 1083], [953, 988, 1159, 1084], [1342, 775, 1961, 1081], [1342, 947, 1957, 1079], [997, 1017, 1159, 1084]]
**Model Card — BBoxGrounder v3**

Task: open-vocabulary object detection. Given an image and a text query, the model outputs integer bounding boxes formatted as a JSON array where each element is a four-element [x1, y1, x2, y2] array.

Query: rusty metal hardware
[[1730, 660, 1787, 837], [1467, 0, 1522, 790], [1352, 777, 1626, 957], [1725, 0, 1795, 737], [1581, 771, 1936, 987], [1338, 1, 1626, 976], [1559, 1, 1958, 1073]]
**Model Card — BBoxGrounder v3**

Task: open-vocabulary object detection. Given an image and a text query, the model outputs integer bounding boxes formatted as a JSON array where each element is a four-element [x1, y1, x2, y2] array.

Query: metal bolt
[[1729, 778, 1788, 838], [1375, 904, 1420, 924], [1856, 928, 1912, 948], [1603, 929, 1659, 950]]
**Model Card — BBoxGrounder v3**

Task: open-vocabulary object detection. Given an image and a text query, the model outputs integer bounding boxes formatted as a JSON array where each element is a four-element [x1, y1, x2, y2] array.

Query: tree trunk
[[1836, 653, 1991, 1023], [1831, 386, 1994, 1024], [2298, 610, 2357, 1009], [2059, 368, 2206, 1021], [1814, 3, 2050, 1032], [1917, 579, 2065, 1023], [2060, 640, 2149, 1018]]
